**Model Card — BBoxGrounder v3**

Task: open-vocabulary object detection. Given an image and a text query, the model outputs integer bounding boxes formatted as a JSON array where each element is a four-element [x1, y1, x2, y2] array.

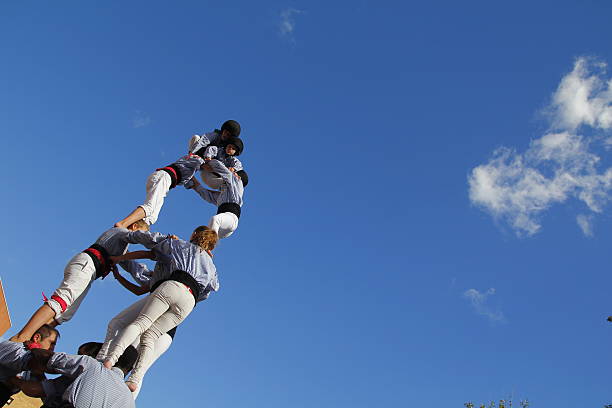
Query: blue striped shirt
[[47, 353, 134, 408], [193, 159, 244, 207], [94, 228, 171, 257], [151, 238, 218, 302], [167, 154, 205, 186], [0, 340, 30, 382], [188, 131, 224, 154], [202, 146, 243, 171]]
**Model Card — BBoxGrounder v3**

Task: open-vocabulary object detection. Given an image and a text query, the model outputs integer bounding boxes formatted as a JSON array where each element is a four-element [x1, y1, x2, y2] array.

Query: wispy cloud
[[576, 214, 594, 237], [469, 57, 612, 236], [463, 288, 505, 323], [132, 111, 151, 129], [279, 8, 304, 42]]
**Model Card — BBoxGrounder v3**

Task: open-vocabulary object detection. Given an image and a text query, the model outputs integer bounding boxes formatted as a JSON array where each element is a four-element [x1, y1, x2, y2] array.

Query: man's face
[[37, 332, 58, 351], [225, 144, 237, 156]]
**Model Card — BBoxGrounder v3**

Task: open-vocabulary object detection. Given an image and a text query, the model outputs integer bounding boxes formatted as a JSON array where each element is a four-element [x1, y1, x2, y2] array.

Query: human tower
[[3, 120, 248, 406]]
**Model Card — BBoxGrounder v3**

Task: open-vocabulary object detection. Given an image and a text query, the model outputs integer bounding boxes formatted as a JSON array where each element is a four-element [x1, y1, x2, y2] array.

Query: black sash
[[217, 202, 241, 219], [150, 270, 200, 303]]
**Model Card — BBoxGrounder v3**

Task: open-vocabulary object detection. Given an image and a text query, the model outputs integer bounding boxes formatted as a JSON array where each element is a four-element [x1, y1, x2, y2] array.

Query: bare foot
[[103, 360, 113, 369], [126, 381, 138, 392]]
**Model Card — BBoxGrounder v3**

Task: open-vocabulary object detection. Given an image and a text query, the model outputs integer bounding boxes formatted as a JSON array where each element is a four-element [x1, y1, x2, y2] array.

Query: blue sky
[[2, 1, 612, 406]]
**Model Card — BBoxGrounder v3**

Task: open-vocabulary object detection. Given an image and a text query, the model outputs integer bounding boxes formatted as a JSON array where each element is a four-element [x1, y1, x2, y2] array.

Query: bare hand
[[168, 234, 179, 240]]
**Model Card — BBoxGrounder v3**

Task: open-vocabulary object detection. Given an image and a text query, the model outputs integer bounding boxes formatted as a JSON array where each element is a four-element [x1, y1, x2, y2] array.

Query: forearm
[[112, 250, 155, 263], [194, 185, 218, 205], [114, 272, 149, 296]]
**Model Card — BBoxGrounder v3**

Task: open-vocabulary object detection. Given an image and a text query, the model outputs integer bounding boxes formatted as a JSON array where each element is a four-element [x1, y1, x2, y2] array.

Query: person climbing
[[114, 151, 206, 228], [96, 261, 177, 399], [10, 222, 171, 343], [187, 159, 248, 239], [99, 226, 219, 392], [188, 119, 242, 189]]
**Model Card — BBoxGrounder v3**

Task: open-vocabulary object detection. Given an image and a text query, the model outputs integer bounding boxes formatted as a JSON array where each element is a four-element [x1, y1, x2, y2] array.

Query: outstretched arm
[[190, 177, 220, 205], [124, 231, 174, 249], [110, 250, 155, 264], [112, 266, 149, 296]]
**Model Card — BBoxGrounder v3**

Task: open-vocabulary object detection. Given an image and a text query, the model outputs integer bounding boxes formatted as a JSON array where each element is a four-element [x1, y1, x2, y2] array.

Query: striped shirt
[[0, 340, 30, 382], [118, 259, 170, 291], [94, 228, 172, 257], [193, 159, 244, 207], [166, 154, 205, 186], [151, 238, 218, 302], [47, 353, 134, 408], [202, 146, 243, 171], [188, 130, 225, 154]]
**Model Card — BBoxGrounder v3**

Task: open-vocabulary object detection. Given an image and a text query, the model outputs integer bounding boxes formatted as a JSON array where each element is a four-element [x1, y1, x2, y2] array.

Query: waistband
[[217, 202, 241, 219], [156, 164, 181, 189], [150, 270, 200, 303], [83, 244, 111, 279]]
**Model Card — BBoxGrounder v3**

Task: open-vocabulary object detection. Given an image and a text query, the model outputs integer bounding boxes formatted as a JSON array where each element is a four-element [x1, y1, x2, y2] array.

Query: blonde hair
[[190, 226, 218, 252], [129, 220, 150, 231]]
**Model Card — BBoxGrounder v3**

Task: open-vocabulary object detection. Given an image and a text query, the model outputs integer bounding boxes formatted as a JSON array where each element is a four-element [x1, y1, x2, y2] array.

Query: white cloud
[[279, 8, 304, 41], [469, 58, 612, 236], [132, 111, 151, 129], [576, 214, 594, 237], [549, 58, 612, 131], [463, 288, 505, 323]]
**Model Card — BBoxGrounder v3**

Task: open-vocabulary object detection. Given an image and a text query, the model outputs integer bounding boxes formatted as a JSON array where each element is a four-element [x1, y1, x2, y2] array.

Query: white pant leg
[[200, 168, 223, 190], [141, 171, 172, 225], [48, 253, 97, 324], [208, 212, 239, 239], [130, 333, 173, 400], [126, 281, 194, 386], [97, 297, 149, 361], [105, 281, 194, 382]]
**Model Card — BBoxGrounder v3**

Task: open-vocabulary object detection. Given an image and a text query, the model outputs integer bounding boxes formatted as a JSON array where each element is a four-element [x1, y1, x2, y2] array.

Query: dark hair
[[236, 170, 249, 187], [115, 345, 139, 373], [77, 342, 103, 358], [221, 120, 241, 138], [35, 324, 60, 341], [225, 137, 244, 156]]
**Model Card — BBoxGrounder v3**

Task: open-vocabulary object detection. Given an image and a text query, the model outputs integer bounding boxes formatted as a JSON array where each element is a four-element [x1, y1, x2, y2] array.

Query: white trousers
[[141, 171, 172, 225], [208, 212, 239, 239], [96, 296, 173, 399], [103, 281, 195, 386], [47, 253, 97, 324]]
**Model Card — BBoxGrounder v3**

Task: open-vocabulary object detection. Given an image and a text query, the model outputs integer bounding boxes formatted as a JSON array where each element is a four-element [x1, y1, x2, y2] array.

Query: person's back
[[47, 354, 134, 408]]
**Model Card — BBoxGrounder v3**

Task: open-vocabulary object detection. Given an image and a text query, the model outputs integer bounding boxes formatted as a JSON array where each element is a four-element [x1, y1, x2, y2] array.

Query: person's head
[[27, 324, 59, 351], [224, 137, 244, 157], [77, 342, 103, 358], [190, 226, 218, 252], [220, 120, 241, 140], [115, 345, 138, 375], [236, 170, 249, 187], [127, 219, 150, 232]]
